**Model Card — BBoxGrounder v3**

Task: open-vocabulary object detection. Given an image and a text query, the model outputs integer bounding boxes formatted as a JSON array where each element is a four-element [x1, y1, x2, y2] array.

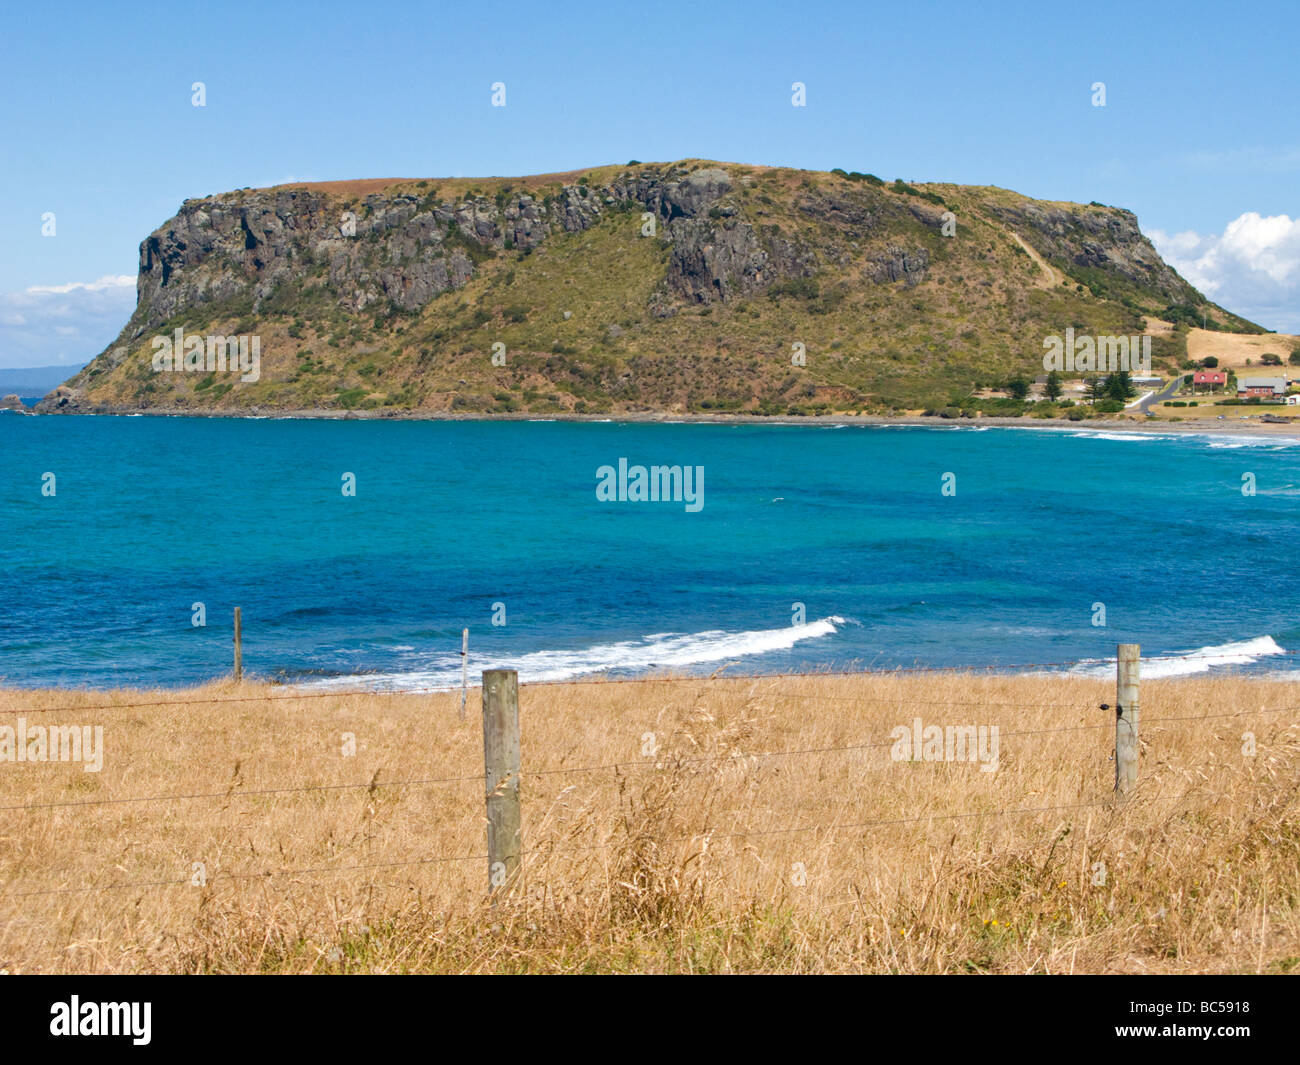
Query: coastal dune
[[1, 671, 1296, 974]]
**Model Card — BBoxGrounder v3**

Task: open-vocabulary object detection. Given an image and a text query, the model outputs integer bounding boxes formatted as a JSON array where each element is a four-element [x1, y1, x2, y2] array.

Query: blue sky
[[2, 0, 1298, 368]]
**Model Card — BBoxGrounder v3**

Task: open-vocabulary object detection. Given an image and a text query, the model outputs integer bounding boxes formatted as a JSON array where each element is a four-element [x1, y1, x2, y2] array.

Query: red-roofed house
[[1192, 371, 1227, 394]]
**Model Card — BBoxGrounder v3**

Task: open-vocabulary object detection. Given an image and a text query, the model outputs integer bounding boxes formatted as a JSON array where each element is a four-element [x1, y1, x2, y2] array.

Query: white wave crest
[[298, 617, 848, 692], [1064, 635, 1285, 679], [1065, 431, 1173, 442]]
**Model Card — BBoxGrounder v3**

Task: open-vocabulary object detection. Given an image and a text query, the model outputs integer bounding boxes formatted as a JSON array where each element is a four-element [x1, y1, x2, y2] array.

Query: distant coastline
[[16, 405, 1300, 439]]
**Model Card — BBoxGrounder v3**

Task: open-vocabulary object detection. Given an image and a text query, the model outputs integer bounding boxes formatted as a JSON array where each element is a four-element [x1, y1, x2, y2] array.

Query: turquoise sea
[[1, 413, 1297, 689]]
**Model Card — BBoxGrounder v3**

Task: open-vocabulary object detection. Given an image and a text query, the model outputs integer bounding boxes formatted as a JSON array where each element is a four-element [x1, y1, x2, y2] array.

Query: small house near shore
[[1237, 376, 1286, 398]]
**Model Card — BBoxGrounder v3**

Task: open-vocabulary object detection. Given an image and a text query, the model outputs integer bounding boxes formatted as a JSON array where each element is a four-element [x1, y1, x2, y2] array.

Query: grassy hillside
[[43, 160, 1263, 417]]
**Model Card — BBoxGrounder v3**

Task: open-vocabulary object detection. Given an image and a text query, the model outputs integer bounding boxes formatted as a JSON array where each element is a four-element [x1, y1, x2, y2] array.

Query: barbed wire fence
[[1, 642, 1297, 905]]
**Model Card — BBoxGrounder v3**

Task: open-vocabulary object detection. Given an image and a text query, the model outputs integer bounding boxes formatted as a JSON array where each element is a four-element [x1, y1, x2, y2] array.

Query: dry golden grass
[[1, 672, 1297, 974], [1186, 327, 1300, 370]]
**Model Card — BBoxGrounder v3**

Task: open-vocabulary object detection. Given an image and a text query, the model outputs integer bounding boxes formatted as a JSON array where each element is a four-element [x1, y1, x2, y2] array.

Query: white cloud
[[0, 274, 137, 369], [25, 275, 136, 296], [1148, 212, 1300, 334]]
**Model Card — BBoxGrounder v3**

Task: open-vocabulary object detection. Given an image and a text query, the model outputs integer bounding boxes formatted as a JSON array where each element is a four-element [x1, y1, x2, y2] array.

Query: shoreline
[[7, 655, 1296, 695], [18, 405, 1300, 438]]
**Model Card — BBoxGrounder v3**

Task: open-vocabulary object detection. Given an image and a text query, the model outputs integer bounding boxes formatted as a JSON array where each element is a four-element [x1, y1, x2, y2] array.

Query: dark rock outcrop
[[128, 165, 808, 331], [867, 245, 929, 286], [41, 386, 82, 411], [983, 201, 1197, 303]]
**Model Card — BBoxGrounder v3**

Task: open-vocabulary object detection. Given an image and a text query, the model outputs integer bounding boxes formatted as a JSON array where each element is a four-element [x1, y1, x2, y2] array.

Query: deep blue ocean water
[[2, 413, 1297, 689]]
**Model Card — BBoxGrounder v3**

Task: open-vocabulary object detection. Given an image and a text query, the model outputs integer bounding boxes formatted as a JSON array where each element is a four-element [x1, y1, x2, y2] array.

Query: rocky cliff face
[[129, 164, 815, 333], [40, 160, 1240, 416], [982, 199, 1196, 303]]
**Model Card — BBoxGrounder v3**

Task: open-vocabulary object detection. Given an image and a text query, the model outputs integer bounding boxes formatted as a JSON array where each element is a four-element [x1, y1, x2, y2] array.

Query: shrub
[[1164, 303, 1205, 327], [442, 224, 494, 264], [767, 277, 820, 300]]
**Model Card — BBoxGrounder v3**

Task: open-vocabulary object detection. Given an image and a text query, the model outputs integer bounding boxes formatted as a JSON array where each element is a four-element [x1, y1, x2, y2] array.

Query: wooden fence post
[[481, 669, 521, 893], [233, 607, 243, 682], [1115, 643, 1139, 794]]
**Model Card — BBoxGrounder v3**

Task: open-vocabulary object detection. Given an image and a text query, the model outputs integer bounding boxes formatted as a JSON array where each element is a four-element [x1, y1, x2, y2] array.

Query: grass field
[[1, 671, 1297, 974]]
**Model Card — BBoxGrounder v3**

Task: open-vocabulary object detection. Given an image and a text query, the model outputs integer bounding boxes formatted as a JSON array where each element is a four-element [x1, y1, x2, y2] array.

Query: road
[[1137, 375, 1184, 414]]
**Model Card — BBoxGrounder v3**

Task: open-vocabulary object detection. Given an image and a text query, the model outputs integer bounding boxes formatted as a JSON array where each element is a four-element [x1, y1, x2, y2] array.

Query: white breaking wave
[[297, 617, 848, 692], [1064, 427, 1300, 449], [1061, 635, 1285, 679], [1205, 436, 1300, 449], [998, 424, 1296, 449], [1065, 430, 1174, 442]]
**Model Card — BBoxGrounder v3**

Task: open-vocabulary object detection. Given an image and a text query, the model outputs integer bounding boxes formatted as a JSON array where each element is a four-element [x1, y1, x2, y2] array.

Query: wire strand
[[3, 797, 1123, 899], [4, 707, 1295, 815]]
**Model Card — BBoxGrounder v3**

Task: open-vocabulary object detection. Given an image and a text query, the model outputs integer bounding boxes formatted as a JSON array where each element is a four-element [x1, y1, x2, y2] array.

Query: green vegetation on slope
[[48, 160, 1250, 417]]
